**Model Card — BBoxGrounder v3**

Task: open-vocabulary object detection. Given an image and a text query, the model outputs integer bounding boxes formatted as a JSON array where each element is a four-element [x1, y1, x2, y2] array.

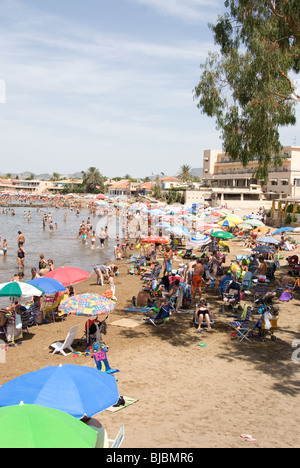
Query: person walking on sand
[[192, 258, 205, 301]]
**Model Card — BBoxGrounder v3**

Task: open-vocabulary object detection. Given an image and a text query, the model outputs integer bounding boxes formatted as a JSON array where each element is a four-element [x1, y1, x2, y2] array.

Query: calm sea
[[0, 206, 117, 286]]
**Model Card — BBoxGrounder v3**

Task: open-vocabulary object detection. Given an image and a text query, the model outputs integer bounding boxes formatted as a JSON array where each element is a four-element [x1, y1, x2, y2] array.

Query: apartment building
[[202, 146, 300, 202]]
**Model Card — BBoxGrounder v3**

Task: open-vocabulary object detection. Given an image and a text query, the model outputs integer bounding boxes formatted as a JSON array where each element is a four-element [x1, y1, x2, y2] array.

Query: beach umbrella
[[166, 226, 190, 237], [256, 236, 280, 245], [141, 236, 169, 244], [238, 223, 254, 230], [0, 403, 97, 448], [188, 234, 211, 247], [210, 231, 235, 240], [44, 267, 90, 287], [0, 364, 119, 419], [224, 214, 243, 225], [243, 219, 265, 227], [0, 282, 44, 298], [218, 219, 236, 228], [252, 245, 276, 253], [27, 277, 66, 295], [59, 293, 115, 317], [252, 226, 270, 235], [273, 227, 295, 235]]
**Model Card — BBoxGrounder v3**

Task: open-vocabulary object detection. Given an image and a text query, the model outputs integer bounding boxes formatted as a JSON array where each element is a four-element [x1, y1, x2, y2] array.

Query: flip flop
[[198, 343, 208, 347], [240, 434, 256, 442]]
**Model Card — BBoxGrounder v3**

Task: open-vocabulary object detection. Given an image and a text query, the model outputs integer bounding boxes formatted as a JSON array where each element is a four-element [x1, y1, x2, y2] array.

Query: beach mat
[[110, 317, 145, 328], [106, 396, 139, 412]]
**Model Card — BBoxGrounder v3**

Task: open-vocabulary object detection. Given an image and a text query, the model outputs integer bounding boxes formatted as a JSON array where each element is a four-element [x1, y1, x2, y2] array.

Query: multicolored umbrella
[[0, 403, 97, 448], [218, 219, 236, 228], [0, 282, 44, 298], [59, 293, 115, 317], [44, 267, 90, 287], [188, 234, 211, 247], [224, 214, 243, 225], [0, 364, 119, 419]]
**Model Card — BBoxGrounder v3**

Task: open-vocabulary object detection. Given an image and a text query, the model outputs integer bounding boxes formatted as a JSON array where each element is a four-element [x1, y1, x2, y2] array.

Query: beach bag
[[279, 291, 292, 302]]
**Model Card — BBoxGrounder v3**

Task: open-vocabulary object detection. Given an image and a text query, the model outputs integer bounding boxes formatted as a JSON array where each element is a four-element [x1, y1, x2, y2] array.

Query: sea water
[[0, 206, 117, 285]]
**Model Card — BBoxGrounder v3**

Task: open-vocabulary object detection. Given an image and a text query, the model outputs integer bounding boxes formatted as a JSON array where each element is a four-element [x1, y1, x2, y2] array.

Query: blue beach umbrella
[[27, 277, 66, 295], [272, 227, 295, 236], [0, 364, 119, 419]]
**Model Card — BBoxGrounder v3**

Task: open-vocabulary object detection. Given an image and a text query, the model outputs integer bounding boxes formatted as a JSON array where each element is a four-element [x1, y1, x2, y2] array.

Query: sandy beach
[[1, 198, 300, 449]]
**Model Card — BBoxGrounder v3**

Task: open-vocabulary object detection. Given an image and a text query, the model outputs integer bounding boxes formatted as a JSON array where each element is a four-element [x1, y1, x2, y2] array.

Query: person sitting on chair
[[158, 278, 181, 309], [195, 298, 212, 332]]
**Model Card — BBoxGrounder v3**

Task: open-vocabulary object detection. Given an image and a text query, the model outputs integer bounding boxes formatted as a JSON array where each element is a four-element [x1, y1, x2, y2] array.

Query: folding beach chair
[[92, 349, 119, 375], [229, 306, 253, 342], [50, 325, 78, 356], [253, 282, 269, 303], [143, 304, 170, 326], [241, 271, 253, 291]]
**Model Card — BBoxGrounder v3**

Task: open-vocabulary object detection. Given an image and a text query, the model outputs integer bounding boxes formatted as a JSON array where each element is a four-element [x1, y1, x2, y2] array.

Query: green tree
[[194, 0, 300, 182], [82, 167, 105, 193], [178, 164, 193, 183], [51, 172, 61, 181]]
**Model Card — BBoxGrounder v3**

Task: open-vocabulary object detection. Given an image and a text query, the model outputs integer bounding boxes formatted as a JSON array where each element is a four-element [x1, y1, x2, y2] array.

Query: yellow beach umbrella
[[224, 214, 243, 225], [218, 219, 236, 228]]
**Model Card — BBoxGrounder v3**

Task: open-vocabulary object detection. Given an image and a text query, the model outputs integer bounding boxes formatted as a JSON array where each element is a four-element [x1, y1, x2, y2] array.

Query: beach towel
[[106, 396, 139, 412], [110, 317, 145, 328]]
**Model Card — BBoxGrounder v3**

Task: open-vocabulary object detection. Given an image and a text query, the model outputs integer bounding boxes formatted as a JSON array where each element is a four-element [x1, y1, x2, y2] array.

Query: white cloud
[[128, 0, 220, 23]]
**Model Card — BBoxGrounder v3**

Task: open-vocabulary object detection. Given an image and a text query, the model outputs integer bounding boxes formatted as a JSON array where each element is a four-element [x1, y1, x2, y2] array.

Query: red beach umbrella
[[44, 267, 90, 287], [141, 236, 169, 244]]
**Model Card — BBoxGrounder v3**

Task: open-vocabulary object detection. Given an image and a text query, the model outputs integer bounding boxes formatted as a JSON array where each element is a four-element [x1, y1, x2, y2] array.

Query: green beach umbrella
[[242, 219, 265, 227], [0, 282, 44, 298], [210, 231, 235, 240], [0, 403, 97, 448]]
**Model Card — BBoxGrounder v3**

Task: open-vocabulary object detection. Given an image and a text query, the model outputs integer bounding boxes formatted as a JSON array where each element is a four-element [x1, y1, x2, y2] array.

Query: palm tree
[[178, 165, 193, 183], [82, 167, 105, 193]]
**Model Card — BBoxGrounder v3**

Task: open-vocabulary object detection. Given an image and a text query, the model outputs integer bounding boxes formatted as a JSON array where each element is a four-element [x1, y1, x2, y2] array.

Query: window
[[270, 180, 278, 186]]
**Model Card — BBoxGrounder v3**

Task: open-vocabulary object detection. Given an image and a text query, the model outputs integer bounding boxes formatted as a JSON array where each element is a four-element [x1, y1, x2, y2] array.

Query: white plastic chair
[[109, 425, 125, 448], [50, 325, 78, 356]]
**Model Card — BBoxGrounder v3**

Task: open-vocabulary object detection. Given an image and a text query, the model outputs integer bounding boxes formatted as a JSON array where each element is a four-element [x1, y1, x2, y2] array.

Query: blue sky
[[0, 0, 299, 178]]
